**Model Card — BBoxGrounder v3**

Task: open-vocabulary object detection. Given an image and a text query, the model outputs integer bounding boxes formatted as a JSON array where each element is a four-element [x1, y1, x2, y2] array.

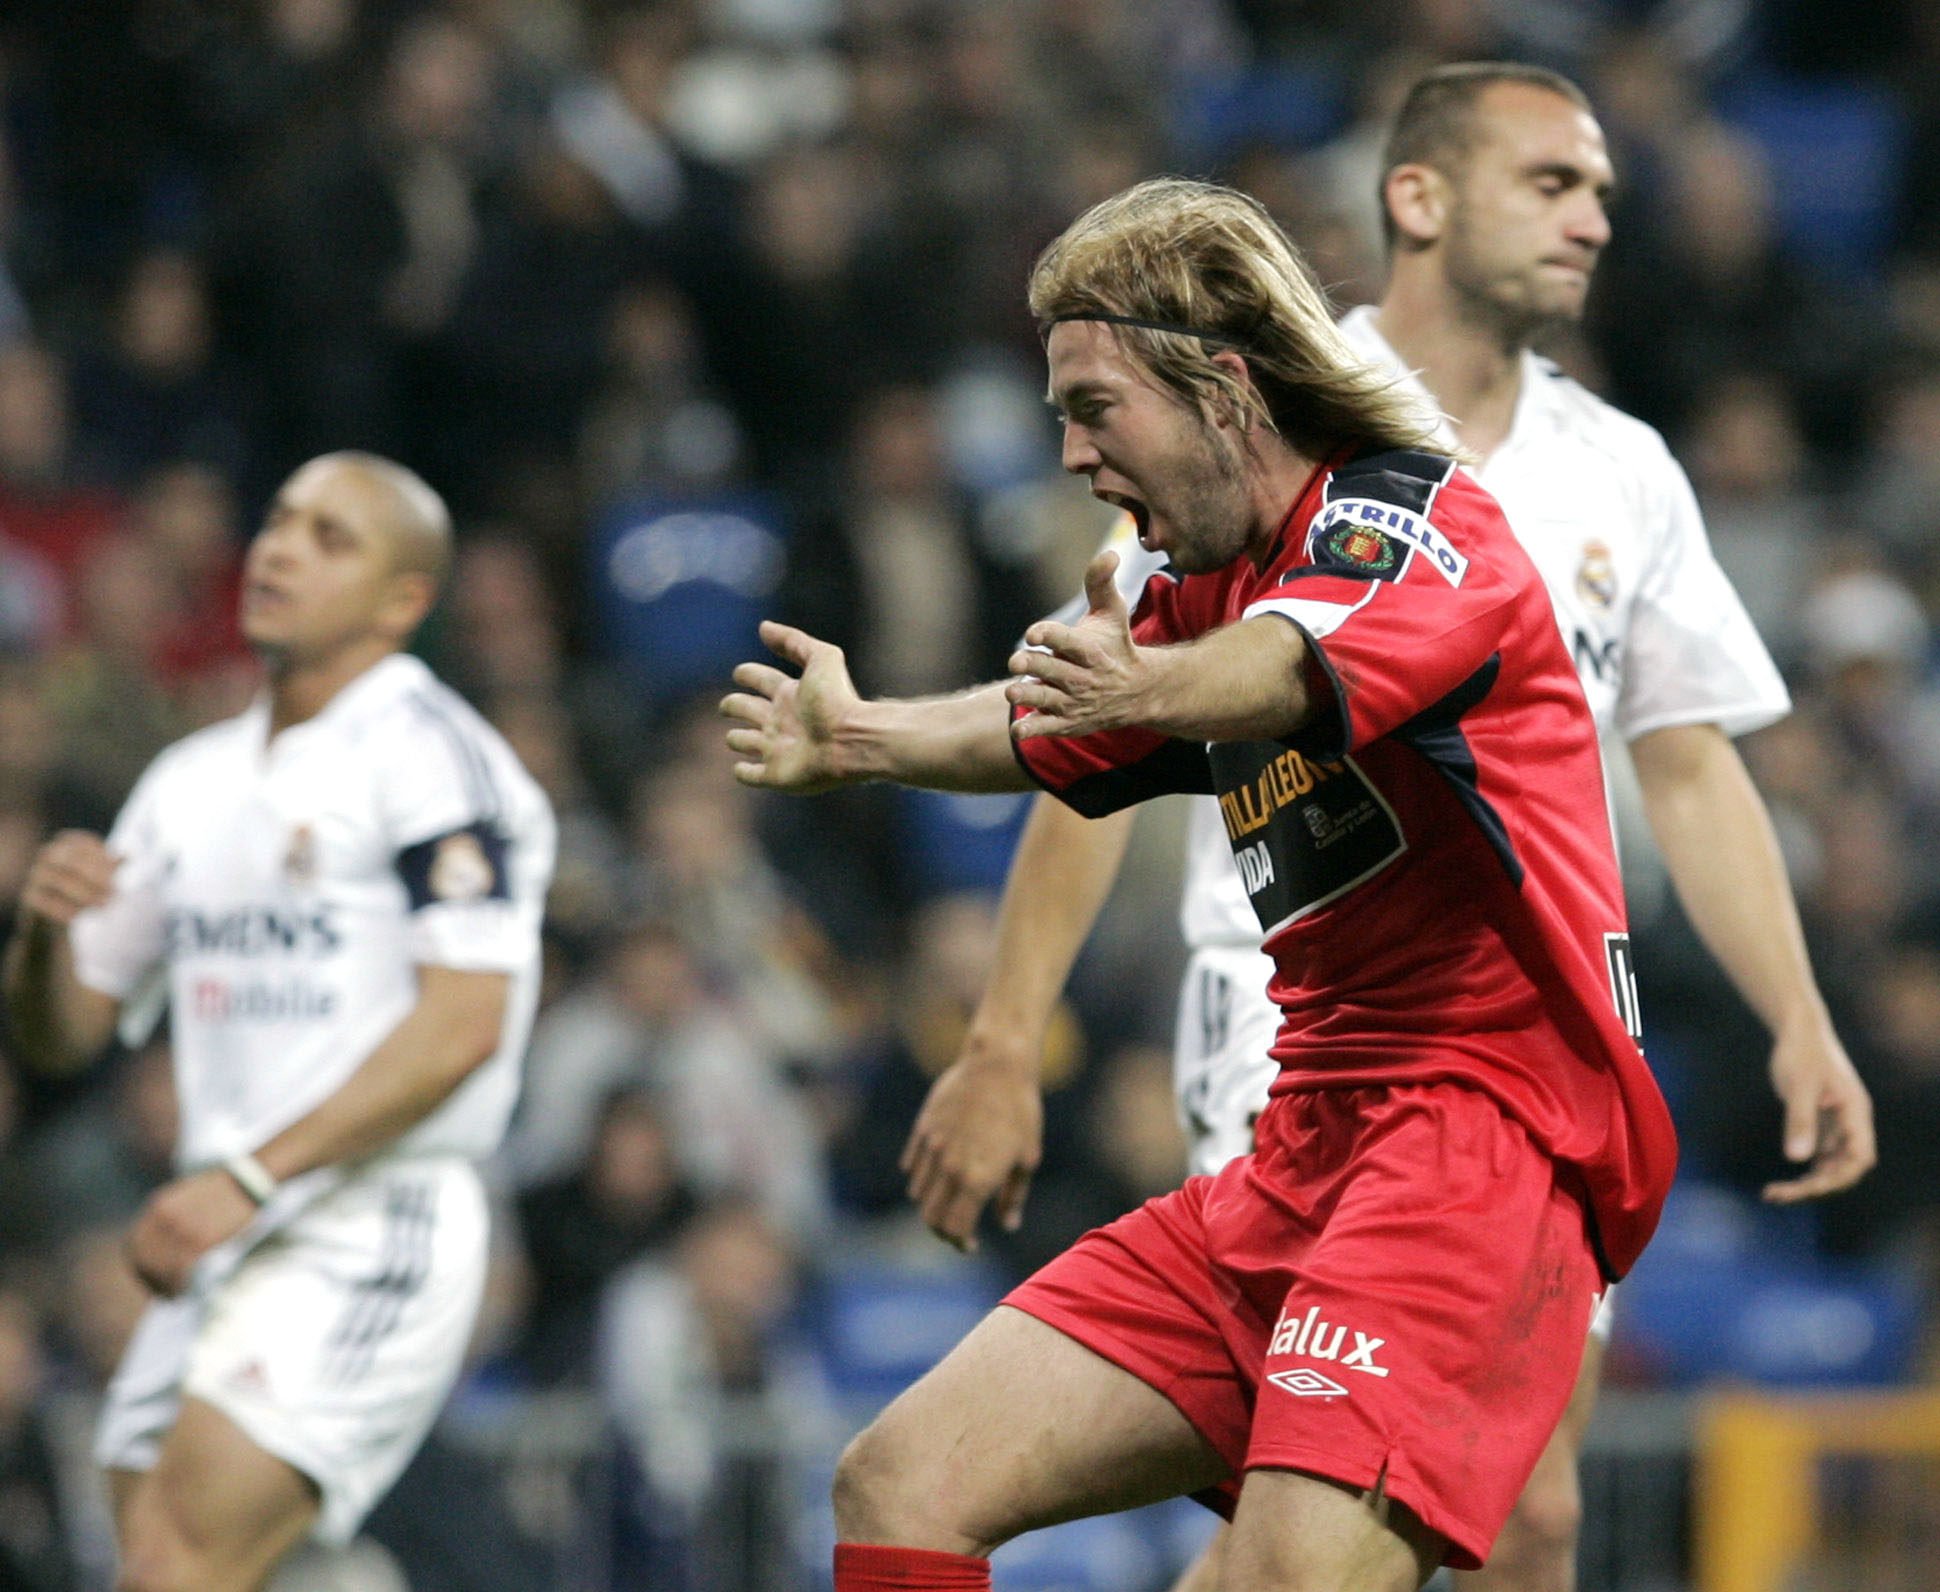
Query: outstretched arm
[[724, 555, 1319, 797], [903, 797, 1138, 1249], [1629, 721, 1875, 1202], [722, 621, 1026, 794]]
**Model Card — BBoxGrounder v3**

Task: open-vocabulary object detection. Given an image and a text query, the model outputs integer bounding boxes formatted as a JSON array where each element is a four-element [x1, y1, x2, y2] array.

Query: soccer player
[[4, 452, 555, 1592], [723, 175, 1677, 1591], [898, 63, 1876, 1592]]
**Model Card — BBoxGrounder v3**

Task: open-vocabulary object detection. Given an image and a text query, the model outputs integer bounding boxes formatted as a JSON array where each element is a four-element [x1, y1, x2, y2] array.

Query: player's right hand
[[16, 831, 118, 929], [721, 621, 859, 794], [901, 1037, 1044, 1252]]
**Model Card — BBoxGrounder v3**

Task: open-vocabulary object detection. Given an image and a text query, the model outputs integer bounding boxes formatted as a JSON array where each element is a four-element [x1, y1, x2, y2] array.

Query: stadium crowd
[[0, 0, 1938, 1587]]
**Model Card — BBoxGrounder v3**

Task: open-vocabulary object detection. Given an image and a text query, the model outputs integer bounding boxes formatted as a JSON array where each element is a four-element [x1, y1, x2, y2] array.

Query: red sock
[[833, 1543, 990, 1590]]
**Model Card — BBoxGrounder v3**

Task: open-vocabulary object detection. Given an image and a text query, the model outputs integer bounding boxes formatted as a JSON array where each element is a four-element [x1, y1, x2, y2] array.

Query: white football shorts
[[1172, 944, 1618, 1343], [95, 1155, 489, 1544]]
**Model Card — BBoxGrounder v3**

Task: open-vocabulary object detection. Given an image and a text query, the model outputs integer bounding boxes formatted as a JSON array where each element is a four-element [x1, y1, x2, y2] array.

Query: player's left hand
[[127, 1168, 258, 1296], [721, 621, 861, 794], [1009, 552, 1147, 739], [1762, 1014, 1876, 1203]]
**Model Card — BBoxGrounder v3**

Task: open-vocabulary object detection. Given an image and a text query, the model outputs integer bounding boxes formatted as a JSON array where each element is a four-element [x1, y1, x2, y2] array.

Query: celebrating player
[[724, 175, 1676, 1591], [4, 452, 555, 1592], [898, 63, 1876, 1592]]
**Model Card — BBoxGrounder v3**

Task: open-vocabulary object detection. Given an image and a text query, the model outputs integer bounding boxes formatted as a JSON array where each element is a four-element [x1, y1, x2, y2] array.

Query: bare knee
[[117, 1520, 222, 1592], [1484, 1460, 1581, 1587], [833, 1416, 953, 1548]]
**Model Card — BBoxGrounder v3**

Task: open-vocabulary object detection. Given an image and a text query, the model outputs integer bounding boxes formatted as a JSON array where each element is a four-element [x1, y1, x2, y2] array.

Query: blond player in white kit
[[4, 452, 555, 1592], [897, 64, 1875, 1592]]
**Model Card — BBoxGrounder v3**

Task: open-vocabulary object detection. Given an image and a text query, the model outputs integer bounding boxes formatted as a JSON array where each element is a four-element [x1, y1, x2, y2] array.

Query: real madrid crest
[[1576, 540, 1616, 609], [428, 831, 496, 901], [283, 824, 317, 886]]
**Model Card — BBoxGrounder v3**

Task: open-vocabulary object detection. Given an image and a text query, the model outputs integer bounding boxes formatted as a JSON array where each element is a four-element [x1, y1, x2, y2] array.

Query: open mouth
[[1097, 489, 1153, 548]]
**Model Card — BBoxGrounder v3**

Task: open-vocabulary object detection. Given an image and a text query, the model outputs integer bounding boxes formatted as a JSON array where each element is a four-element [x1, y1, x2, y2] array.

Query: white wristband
[[222, 1152, 278, 1207]]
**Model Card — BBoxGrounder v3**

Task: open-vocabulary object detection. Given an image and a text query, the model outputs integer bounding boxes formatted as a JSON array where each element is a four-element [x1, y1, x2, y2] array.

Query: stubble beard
[[1161, 422, 1256, 576]]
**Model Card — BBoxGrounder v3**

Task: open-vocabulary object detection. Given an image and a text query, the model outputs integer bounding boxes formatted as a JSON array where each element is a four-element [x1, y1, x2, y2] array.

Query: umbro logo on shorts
[[1266, 1303, 1391, 1378], [1266, 1367, 1350, 1399]]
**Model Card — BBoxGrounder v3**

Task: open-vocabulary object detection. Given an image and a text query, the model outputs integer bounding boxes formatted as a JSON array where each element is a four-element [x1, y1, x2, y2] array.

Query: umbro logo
[[1266, 1303, 1392, 1378], [1267, 1367, 1349, 1399]]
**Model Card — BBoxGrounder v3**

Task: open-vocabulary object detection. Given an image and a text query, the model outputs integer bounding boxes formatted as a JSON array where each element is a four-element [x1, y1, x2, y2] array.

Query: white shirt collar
[[250, 652, 434, 756], [1336, 304, 1555, 466]]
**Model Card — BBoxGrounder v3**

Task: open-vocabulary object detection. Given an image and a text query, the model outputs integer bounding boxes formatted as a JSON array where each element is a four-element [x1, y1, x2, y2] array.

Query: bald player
[[5, 452, 556, 1592]]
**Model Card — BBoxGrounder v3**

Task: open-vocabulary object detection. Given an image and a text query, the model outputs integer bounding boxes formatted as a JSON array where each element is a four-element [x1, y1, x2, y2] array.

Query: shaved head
[[301, 451, 453, 584]]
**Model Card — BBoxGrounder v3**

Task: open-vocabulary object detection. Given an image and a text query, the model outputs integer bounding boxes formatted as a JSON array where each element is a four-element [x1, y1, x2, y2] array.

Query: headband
[[1042, 312, 1260, 357]]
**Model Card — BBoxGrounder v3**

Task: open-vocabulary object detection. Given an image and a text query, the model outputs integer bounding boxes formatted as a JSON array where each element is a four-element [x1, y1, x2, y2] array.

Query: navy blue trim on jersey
[[405, 689, 503, 823], [1013, 729, 1213, 818], [1270, 617, 1353, 765], [1324, 448, 1458, 513], [1391, 654, 1523, 888], [395, 821, 512, 911]]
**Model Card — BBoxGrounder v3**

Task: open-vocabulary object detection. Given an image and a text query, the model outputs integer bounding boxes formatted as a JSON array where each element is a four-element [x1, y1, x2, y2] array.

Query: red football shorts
[[1002, 1080, 1603, 1570]]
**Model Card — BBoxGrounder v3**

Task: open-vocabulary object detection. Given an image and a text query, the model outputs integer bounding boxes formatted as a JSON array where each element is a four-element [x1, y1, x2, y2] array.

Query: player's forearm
[[837, 683, 1033, 792], [1, 923, 116, 1076], [1134, 616, 1313, 743], [1631, 722, 1829, 1036], [967, 797, 1137, 1072], [252, 968, 509, 1181]]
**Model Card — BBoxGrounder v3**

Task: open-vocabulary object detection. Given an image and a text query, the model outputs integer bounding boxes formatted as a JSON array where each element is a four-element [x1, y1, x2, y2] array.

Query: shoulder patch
[[1315, 520, 1406, 581], [396, 822, 511, 911], [1313, 497, 1469, 586]]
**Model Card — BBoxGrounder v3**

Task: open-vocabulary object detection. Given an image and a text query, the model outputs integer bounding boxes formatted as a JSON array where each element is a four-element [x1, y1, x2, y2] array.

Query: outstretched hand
[[1008, 551, 1147, 740], [721, 621, 860, 794], [1762, 1016, 1876, 1204]]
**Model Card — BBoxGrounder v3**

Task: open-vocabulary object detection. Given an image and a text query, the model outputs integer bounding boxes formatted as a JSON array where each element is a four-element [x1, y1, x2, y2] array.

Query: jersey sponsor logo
[[1576, 539, 1617, 609], [1216, 746, 1347, 841], [397, 822, 510, 912], [1210, 741, 1406, 934], [1315, 497, 1469, 586], [1572, 627, 1621, 684], [1604, 932, 1643, 1044], [1267, 1302, 1393, 1384], [165, 906, 342, 958], [193, 975, 339, 1021]]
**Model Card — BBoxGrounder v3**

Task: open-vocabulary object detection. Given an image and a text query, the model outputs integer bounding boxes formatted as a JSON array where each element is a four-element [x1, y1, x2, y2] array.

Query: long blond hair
[[1029, 178, 1437, 460]]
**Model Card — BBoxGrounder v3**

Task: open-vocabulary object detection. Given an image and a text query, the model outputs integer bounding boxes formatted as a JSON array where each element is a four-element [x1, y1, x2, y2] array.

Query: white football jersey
[[70, 654, 556, 1168], [1172, 305, 1790, 949]]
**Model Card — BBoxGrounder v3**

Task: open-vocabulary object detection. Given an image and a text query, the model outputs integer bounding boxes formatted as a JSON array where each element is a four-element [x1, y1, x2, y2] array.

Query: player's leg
[[1160, 946, 1279, 1592], [1167, 1524, 1227, 1591], [113, 1397, 319, 1592], [1164, 1303, 1610, 1592], [834, 1304, 1229, 1556], [1224, 1468, 1446, 1592], [1452, 1329, 1607, 1592]]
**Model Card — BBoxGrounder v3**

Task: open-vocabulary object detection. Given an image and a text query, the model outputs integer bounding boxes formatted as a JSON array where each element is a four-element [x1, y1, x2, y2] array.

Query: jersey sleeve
[[379, 710, 549, 975], [67, 762, 172, 999], [1615, 445, 1791, 741], [1249, 467, 1521, 759], [1013, 562, 1218, 816]]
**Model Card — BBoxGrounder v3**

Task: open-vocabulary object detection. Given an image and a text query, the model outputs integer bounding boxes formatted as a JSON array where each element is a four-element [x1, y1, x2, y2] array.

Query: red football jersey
[[1017, 446, 1677, 1279]]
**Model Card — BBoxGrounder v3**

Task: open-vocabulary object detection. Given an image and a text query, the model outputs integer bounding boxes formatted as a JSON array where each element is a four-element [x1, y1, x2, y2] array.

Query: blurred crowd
[[1, 0, 1940, 1587]]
